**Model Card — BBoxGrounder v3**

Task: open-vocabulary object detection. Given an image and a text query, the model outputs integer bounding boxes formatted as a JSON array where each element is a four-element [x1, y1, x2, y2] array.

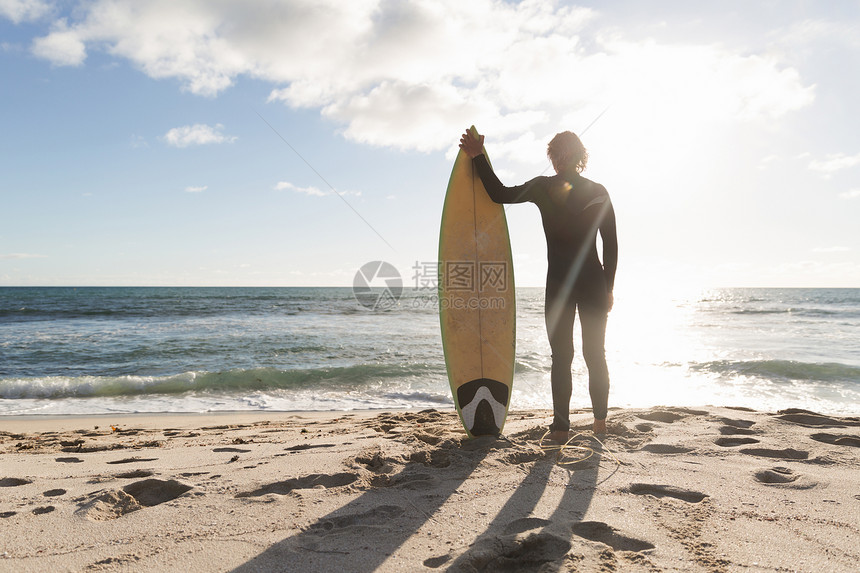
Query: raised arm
[[459, 129, 533, 205]]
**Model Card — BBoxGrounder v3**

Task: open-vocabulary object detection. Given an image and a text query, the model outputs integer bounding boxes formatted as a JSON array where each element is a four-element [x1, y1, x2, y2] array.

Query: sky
[[1, 0, 859, 289]]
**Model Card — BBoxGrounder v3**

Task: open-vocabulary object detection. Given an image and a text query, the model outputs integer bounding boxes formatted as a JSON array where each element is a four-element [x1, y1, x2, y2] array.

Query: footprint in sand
[[61, 444, 123, 453], [636, 411, 685, 423], [753, 467, 798, 484], [739, 447, 808, 460], [719, 425, 757, 436], [627, 483, 709, 503], [677, 408, 709, 415], [236, 472, 358, 497], [213, 447, 252, 453], [453, 531, 572, 572], [409, 449, 451, 468], [810, 433, 860, 448], [285, 443, 336, 451], [639, 444, 694, 454], [308, 504, 405, 533], [753, 467, 818, 489], [502, 517, 551, 535], [718, 418, 757, 437], [114, 470, 155, 479], [55, 457, 84, 464], [775, 410, 860, 428], [123, 478, 193, 507], [106, 457, 158, 465], [570, 521, 655, 552], [719, 418, 756, 429], [43, 489, 66, 497], [353, 450, 399, 474], [0, 477, 32, 487], [423, 554, 452, 569], [714, 437, 760, 447], [33, 506, 55, 515], [1, 511, 16, 518], [637, 408, 708, 424], [68, 480, 184, 520]]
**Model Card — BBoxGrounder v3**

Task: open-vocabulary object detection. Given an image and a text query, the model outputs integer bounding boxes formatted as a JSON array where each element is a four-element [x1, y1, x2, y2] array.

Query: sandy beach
[[1, 406, 858, 572]]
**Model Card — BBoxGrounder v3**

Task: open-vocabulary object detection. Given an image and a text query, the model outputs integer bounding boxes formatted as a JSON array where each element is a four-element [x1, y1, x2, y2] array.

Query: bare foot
[[549, 429, 569, 443], [593, 419, 607, 434]]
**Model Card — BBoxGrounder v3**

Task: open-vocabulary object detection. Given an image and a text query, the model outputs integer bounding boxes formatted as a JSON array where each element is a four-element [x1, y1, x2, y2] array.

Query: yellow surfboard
[[439, 126, 516, 437]]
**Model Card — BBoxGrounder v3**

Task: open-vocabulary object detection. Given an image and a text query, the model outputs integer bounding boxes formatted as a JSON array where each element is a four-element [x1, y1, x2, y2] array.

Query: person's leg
[[545, 284, 577, 434], [579, 302, 610, 430]]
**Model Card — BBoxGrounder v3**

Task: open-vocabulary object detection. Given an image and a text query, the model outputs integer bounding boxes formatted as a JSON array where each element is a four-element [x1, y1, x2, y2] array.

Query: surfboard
[[439, 126, 516, 438]]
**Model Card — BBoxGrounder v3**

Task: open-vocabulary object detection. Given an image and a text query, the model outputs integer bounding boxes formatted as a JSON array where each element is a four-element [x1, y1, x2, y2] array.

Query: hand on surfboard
[[459, 128, 485, 159]]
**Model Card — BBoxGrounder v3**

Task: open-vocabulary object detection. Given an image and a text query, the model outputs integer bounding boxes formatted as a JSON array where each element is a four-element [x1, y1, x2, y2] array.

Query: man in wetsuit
[[459, 129, 617, 439]]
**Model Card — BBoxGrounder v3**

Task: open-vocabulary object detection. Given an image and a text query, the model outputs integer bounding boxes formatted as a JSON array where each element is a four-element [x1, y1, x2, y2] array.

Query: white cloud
[[28, 1, 815, 152], [809, 152, 860, 174], [757, 154, 780, 170], [274, 181, 360, 198], [811, 246, 850, 253], [31, 19, 86, 65], [839, 189, 860, 200], [184, 185, 207, 193], [0, 252, 47, 259], [129, 134, 148, 148], [163, 124, 236, 148], [0, 0, 51, 24], [274, 181, 326, 197]]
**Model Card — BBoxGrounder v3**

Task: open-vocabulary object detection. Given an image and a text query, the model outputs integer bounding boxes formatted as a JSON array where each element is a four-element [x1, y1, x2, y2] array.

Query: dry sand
[[1, 406, 858, 572]]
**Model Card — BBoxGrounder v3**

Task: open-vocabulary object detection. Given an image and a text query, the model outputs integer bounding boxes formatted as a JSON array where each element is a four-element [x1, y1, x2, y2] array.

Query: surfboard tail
[[457, 378, 510, 437]]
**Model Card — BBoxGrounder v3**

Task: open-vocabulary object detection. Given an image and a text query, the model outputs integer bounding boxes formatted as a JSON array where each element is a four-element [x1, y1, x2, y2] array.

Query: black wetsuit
[[473, 154, 618, 429]]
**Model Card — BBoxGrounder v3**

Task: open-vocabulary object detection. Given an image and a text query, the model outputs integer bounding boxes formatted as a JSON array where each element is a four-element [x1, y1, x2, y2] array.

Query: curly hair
[[547, 131, 588, 174]]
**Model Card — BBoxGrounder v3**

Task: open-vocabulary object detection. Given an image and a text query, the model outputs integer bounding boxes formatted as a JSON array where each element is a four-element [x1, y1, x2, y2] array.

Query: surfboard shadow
[[227, 437, 493, 573]]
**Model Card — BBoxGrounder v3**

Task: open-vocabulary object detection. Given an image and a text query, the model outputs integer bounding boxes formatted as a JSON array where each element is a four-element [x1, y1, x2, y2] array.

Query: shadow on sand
[[227, 414, 644, 572], [442, 436, 607, 571], [229, 432, 492, 572]]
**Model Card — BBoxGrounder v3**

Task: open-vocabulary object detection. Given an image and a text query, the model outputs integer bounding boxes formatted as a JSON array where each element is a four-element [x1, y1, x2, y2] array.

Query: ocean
[[1, 287, 858, 417]]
